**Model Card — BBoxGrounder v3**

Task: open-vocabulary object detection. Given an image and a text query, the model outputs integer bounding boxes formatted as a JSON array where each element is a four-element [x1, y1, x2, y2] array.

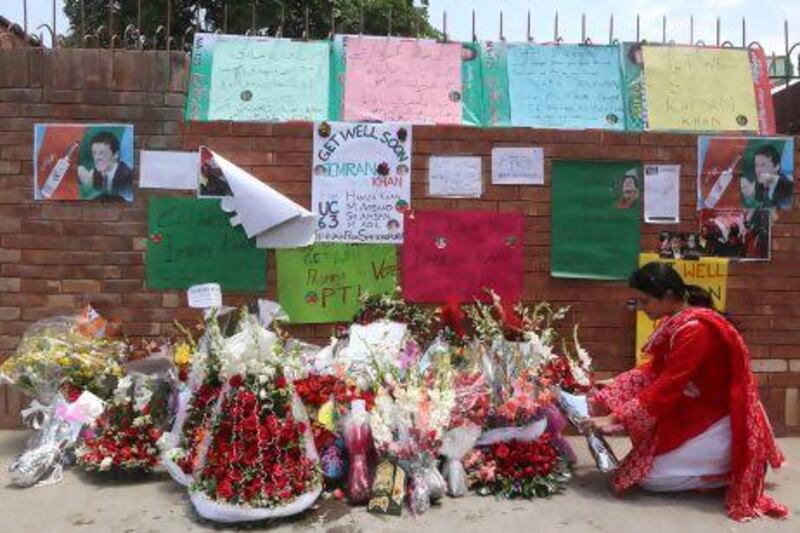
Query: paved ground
[[1, 431, 797, 532]]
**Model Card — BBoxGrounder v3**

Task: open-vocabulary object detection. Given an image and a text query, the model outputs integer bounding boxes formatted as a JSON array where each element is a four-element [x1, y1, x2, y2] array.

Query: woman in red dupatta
[[587, 262, 787, 521]]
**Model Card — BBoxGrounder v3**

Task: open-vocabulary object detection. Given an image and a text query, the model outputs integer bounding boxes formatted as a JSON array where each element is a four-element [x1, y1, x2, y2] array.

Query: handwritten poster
[[479, 41, 512, 127], [551, 161, 641, 280], [401, 210, 525, 303], [428, 156, 483, 198], [643, 164, 680, 224], [642, 46, 758, 132], [341, 36, 462, 124], [185, 33, 330, 122], [635, 253, 728, 364], [697, 136, 794, 210], [146, 197, 266, 291], [312, 121, 412, 243], [492, 147, 545, 185], [276, 244, 397, 323], [506, 44, 625, 130]]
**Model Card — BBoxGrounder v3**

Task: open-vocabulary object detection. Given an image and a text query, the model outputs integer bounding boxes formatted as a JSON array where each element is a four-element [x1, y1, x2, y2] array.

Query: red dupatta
[[596, 307, 787, 521]]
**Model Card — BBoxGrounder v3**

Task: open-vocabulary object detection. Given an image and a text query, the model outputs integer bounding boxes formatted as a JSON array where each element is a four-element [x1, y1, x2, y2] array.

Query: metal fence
[[1, 0, 799, 87]]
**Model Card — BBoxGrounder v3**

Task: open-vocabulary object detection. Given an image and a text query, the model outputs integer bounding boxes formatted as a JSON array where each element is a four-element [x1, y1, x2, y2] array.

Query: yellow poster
[[642, 46, 758, 132], [635, 253, 729, 364]]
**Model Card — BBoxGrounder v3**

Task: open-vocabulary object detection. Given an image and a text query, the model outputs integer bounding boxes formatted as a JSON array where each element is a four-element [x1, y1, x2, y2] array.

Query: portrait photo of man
[[78, 131, 134, 202]]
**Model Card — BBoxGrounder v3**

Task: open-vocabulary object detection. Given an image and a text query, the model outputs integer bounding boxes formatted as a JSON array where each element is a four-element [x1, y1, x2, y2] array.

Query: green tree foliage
[[62, 0, 439, 47]]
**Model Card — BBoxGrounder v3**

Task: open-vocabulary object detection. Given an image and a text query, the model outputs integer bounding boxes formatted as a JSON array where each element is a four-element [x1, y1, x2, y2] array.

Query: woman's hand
[[583, 415, 622, 435]]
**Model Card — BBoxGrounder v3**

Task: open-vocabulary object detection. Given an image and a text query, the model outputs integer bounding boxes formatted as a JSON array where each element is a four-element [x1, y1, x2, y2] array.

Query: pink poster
[[401, 210, 525, 303], [343, 37, 462, 124]]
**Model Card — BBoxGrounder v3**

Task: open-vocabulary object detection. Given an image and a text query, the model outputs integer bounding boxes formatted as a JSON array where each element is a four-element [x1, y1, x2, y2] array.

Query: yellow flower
[[174, 343, 192, 366]]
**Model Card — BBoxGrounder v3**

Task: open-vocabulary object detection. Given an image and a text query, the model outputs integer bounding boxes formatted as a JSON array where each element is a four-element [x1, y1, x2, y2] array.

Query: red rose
[[229, 375, 244, 388], [216, 479, 234, 500], [494, 443, 510, 459], [275, 376, 287, 389]]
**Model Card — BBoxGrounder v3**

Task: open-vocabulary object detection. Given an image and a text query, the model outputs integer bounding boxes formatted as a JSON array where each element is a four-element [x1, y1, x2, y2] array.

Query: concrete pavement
[[1, 431, 797, 532]]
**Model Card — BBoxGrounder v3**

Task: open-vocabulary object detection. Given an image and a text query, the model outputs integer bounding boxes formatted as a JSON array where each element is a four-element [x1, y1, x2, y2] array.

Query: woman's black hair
[[628, 262, 715, 310]]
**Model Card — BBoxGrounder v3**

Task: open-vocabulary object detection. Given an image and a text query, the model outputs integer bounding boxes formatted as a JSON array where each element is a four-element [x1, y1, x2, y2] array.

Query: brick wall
[[1, 48, 799, 433]]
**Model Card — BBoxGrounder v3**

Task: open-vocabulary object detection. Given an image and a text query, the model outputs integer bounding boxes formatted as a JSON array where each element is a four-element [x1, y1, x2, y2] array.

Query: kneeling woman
[[587, 262, 787, 521]]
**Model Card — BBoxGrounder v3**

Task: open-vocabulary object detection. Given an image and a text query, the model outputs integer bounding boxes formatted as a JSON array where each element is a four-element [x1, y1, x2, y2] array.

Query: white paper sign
[[139, 150, 199, 190], [347, 320, 408, 362], [202, 148, 318, 248], [187, 283, 222, 308], [312, 122, 412, 243], [428, 156, 483, 198], [644, 164, 681, 224], [491, 147, 545, 185]]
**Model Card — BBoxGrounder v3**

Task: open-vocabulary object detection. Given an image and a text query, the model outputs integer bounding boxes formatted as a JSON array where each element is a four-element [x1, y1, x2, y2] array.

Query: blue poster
[[507, 44, 625, 130]]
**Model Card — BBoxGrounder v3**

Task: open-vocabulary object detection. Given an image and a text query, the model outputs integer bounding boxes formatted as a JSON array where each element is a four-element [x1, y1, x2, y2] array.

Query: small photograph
[[699, 208, 771, 261], [615, 169, 640, 209], [34, 124, 134, 202], [198, 146, 233, 198], [656, 231, 702, 260]]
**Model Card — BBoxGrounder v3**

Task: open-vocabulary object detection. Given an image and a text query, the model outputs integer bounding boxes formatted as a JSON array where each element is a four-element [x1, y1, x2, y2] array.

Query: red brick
[[0, 308, 21, 320], [61, 279, 102, 293]]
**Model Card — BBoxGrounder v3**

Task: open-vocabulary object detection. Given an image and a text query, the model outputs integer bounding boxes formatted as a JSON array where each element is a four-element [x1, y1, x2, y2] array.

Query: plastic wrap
[[439, 425, 482, 497], [476, 418, 548, 446], [407, 458, 446, 515], [343, 400, 373, 504], [557, 389, 619, 473]]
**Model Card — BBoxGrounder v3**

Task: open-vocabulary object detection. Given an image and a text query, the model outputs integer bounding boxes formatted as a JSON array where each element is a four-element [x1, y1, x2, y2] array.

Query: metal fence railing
[[1, 1, 798, 89]]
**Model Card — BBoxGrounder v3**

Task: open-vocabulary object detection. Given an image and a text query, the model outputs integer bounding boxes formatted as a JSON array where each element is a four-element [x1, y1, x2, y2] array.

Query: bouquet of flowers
[[1, 310, 126, 487], [369, 368, 455, 514], [464, 433, 570, 499], [1, 314, 125, 402], [160, 312, 228, 486], [189, 312, 321, 523], [440, 363, 490, 497], [76, 369, 172, 474]]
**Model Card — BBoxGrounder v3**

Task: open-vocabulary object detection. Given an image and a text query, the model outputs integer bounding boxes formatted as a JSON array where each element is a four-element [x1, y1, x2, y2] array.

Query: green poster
[[621, 43, 646, 131], [479, 41, 511, 127], [551, 161, 642, 280], [461, 42, 484, 126], [185, 33, 330, 122], [276, 243, 397, 324], [146, 197, 266, 291]]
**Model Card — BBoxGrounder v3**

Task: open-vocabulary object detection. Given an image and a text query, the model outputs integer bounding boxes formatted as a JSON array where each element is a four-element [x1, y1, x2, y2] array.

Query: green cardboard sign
[[146, 197, 266, 291], [551, 161, 642, 280], [276, 243, 397, 323]]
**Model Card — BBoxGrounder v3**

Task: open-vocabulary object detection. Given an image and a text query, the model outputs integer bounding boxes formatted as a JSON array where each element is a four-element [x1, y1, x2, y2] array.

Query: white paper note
[[204, 148, 319, 248], [491, 147, 545, 185], [428, 155, 483, 198], [644, 164, 681, 224], [187, 283, 222, 308], [139, 150, 199, 190]]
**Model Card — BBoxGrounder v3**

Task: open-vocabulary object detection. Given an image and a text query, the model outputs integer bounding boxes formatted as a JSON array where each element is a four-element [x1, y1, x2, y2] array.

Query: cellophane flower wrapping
[[76, 369, 172, 473], [189, 312, 321, 523], [343, 400, 374, 504], [1, 312, 125, 487], [437, 342, 490, 497]]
